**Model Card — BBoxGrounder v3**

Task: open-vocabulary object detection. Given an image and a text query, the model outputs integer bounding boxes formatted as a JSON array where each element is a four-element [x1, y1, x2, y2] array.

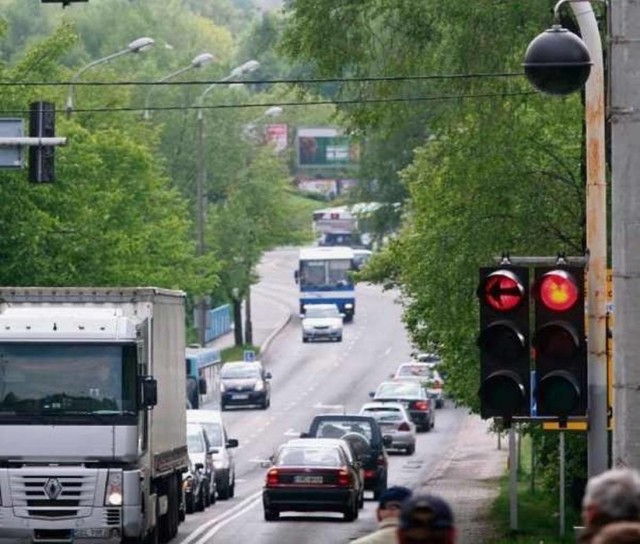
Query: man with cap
[[351, 486, 413, 543], [397, 494, 456, 544]]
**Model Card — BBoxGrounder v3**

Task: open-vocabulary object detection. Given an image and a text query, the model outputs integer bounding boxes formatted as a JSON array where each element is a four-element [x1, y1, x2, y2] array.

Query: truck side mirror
[[140, 376, 158, 409], [198, 378, 207, 395], [294, 270, 299, 284]]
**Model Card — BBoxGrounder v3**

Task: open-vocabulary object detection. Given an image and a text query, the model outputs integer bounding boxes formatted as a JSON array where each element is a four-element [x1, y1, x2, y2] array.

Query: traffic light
[[533, 265, 586, 418], [477, 266, 531, 420], [28, 101, 55, 183]]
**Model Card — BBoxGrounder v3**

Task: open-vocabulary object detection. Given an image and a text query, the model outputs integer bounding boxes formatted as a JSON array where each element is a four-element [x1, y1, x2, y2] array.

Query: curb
[[258, 296, 292, 357]]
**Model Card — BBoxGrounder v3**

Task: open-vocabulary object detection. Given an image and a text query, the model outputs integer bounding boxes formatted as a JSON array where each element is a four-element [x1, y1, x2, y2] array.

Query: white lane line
[[284, 428, 300, 437], [378, 346, 392, 358], [181, 490, 262, 544], [193, 496, 262, 543]]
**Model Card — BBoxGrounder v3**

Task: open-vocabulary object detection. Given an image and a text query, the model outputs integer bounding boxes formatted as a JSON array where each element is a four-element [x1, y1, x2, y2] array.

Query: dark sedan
[[262, 440, 361, 522], [370, 381, 435, 432], [220, 361, 271, 410]]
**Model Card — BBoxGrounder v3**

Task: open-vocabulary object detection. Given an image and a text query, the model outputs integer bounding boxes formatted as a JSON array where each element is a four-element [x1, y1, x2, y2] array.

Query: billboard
[[265, 123, 288, 153], [296, 127, 359, 168]]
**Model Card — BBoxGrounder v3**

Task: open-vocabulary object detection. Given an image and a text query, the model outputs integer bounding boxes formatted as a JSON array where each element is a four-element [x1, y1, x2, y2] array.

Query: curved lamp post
[[195, 60, 260, 346], [66, 36, 155, 116], [142, 52, 215, 120]]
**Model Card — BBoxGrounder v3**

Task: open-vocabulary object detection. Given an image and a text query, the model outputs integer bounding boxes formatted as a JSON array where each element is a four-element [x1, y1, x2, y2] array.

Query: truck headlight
[[105, 472, 123, 506]]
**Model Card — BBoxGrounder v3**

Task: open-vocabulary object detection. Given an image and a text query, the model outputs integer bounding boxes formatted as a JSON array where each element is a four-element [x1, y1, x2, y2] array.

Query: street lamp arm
[[554, 0, 606, 21]]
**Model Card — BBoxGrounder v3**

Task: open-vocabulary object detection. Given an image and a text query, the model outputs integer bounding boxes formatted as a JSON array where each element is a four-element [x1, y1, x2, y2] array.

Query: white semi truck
[[0, 287, 188, 544]]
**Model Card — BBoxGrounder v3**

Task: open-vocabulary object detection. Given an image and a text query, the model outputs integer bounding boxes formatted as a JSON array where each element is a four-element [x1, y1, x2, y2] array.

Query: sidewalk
[[207, 288, 292, 355], [419, 415, 507, 544]]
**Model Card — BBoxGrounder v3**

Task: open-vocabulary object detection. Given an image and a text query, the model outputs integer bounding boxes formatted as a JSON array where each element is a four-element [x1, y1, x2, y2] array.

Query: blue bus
[[185, 346, 222, 409], [296, 246, 356, 321]]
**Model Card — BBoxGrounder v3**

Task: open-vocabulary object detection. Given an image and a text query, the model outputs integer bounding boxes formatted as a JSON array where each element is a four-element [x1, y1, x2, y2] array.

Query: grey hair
[[583, 469, 640, 522]]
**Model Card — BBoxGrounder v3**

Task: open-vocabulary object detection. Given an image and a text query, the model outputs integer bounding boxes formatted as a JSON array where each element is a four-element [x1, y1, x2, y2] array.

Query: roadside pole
[[509, 427, 518, 530], [610, 1, 640, 467]]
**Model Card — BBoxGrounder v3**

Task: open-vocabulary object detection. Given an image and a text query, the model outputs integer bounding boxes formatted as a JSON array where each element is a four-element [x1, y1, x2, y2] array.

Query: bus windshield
[[300, 259, 353, 289]]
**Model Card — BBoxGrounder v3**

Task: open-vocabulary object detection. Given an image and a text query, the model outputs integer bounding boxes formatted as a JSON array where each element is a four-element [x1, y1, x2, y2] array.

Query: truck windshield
[[299, 259, 353, 289], [0, 343, 137, 417]]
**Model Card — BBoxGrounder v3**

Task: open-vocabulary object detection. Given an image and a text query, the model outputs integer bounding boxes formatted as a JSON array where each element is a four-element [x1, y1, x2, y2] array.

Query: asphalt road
[[176, 248, 467, 544]]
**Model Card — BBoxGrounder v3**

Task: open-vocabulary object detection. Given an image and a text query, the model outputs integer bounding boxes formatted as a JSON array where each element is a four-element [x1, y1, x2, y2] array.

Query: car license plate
[[73, 528, 110, 538], [232, 394, 249, 400], [294, 475, 323, 484]]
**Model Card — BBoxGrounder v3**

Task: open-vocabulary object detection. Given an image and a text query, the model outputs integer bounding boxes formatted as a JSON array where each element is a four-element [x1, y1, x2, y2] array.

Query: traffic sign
[[243, 350, 256, 362]]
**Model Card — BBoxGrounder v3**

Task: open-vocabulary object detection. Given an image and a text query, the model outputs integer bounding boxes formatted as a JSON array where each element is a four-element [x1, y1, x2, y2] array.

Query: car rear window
[[315, 420, 373, 441], [276, 446, 342, 467], [376, 382, 423, 398], [397, 364, 434, 378]]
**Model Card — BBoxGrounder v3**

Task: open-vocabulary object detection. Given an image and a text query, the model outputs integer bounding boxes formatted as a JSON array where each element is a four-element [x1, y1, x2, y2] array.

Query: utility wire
[[0, 90, 539, 115], [0, 71, 525, 87]]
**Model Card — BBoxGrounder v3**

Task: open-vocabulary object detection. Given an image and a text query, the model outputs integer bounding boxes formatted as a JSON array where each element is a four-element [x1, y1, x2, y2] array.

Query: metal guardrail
[[205, 303, 232, 343]]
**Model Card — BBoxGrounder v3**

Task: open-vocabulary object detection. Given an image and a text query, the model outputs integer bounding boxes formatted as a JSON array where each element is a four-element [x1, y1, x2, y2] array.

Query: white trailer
[[0, 287, 188, 544]]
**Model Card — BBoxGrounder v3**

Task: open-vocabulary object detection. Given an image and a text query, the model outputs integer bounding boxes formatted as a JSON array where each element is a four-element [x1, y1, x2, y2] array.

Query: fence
[[205, 303, 233, 343]]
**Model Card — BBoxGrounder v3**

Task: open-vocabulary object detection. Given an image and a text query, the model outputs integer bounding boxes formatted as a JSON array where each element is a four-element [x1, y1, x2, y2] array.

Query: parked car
[[187, 409, 239, 500], [301, 414, 391, 499], [182, 457, 206, 514], [186, 422, 216, 508], [370, 381, 435, 432], [359, 402, 417, 455], [393, 362, 446, 408], [220, 361, 272, 410], [262, 439, 362, 521], [301, 303, 344, 343]]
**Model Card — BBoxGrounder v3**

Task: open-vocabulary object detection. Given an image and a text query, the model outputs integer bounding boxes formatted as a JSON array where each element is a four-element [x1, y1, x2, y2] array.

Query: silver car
[[394, 362, 446, 409], [359, 402, 416, 455], [301, 303, 344, 343], [187, 409, 239, 500]]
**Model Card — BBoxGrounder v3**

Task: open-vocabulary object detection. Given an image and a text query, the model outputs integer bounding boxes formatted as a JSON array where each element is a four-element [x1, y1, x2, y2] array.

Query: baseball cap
[[378, 486, 413, 509], [399, 494, 455, 530]]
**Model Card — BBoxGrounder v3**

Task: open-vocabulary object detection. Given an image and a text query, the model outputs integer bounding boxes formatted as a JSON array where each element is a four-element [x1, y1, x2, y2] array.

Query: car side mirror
[[140, 376, 158, 409], [198, 377, 207, 395], [195, 463, 204, 471], [368, 391, 375, 399], [383, 435, 393, 448], [300, 432, 310, 438], [265, 372, 272, 380], [209, 447, 220, 455], [294, 270, 299, 284], [226, 438, 239, 448]]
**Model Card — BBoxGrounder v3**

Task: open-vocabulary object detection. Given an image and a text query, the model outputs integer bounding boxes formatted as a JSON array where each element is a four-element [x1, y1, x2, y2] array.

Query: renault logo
[[43, 478, 63, 500]]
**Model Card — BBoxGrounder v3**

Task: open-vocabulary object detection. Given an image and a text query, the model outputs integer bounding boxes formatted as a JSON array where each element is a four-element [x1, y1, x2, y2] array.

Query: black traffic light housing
[[477, 266, 531, 421], [533, 265, 587, 418], [28, 101, 56, 183]]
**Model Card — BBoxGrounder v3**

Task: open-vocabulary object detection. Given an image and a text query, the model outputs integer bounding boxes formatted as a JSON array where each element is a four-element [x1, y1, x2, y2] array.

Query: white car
[[393, 362, 446, 409], [187, 409, 239, 500], [301, 304, 344, 343], [359, 402, 416, 455]]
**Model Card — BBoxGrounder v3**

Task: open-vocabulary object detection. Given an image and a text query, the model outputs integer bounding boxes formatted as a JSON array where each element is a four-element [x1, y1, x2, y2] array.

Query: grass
[[221, 344, 260, 363], [489, 434, 582, 543]]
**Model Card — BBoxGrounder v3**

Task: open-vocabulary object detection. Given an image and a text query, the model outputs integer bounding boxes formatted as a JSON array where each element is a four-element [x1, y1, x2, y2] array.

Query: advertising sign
[[296, 127, 359, 168]]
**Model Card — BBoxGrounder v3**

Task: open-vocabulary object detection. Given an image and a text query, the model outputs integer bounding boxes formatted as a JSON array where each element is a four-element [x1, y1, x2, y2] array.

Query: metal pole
[[560, 430, 566, 537], [611, 0, 640, 467], [509, 427, 518, 531], [197, 110, 207, 347], [244, 284, 253, 345], [570, 2, 608, 477]]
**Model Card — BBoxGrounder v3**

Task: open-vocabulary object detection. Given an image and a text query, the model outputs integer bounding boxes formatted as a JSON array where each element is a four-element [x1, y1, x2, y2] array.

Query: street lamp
[[195, 60, 260, 347], [66, 36, 155, 116], [142, 52, 215, 120], [242, 105, 284, 346], [524, 0, 607, 479]]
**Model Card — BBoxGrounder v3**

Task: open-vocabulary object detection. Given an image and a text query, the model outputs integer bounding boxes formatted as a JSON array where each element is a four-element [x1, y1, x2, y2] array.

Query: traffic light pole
[[570, 2, 608, 478]]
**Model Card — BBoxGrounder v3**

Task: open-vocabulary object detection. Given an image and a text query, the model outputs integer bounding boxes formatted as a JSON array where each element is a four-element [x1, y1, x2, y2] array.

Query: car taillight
[[337, 469, 351, 487], [398, 421, 411, 431], [266, 468, 280, 487], [364, 469, 376, 479], [414, 400, 429, 411]]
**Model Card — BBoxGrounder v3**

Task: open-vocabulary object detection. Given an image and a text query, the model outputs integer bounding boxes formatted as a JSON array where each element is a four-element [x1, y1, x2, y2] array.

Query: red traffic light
[[537, 270, 579, 312], [478, 270, 526, 312]]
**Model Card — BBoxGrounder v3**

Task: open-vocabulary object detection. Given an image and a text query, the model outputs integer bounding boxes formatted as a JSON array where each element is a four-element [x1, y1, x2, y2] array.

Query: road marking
[[193, 496, 262, 543], [284, 428, 300, 437], [379, 346, 392, 358], [181, 490, 262, 544]]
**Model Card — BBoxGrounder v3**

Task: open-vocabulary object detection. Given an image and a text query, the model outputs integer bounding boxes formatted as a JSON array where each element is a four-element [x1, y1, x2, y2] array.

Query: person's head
[[582, 468, 640, 534], [397, 494, 456, 544], [376, 486, 412, 522], [591, 521, 640, 544]]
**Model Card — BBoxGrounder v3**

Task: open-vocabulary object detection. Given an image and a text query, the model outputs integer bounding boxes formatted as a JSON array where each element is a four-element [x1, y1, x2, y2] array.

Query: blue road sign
[[243, 350, 256, 362]]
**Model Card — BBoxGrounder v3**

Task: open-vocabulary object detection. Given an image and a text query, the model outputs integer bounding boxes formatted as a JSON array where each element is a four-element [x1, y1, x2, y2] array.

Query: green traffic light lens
[[537, 372, 580, 416], [481, 372, 527, 415]]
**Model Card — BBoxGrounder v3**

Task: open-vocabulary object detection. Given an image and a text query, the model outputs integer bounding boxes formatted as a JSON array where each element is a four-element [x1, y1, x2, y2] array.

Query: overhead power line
[[0, 71, 524, 87], [0, 90, 539, 115]]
